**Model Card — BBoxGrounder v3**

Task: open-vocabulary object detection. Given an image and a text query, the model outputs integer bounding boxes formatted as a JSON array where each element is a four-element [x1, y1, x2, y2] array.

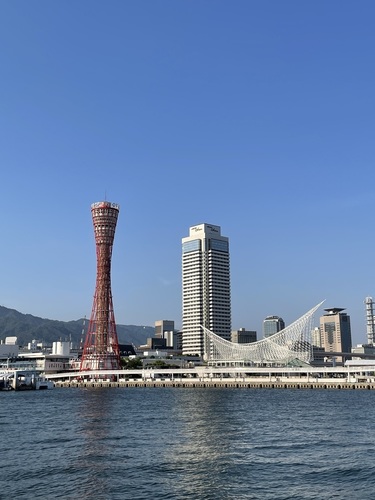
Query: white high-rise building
[[365, 297, 375, 345], [182, 223, 231, 356], [311, 327, 322, 347]]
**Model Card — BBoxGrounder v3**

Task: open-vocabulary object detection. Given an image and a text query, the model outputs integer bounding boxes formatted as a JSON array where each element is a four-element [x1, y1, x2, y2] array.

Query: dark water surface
[[1, 387, 375, 499]]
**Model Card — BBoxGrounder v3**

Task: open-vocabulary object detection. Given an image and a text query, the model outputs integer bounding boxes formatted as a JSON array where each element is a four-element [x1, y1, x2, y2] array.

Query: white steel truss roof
[[202, 301, 324, 365]]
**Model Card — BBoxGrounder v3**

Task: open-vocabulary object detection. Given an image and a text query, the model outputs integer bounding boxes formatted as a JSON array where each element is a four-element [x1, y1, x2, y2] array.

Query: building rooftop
[[323, 308, 346, 314]]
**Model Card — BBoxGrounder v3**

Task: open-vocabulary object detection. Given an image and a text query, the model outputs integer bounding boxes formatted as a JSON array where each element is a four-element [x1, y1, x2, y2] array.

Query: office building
[[311, 327, 322, 347], [155, 320, 175, 338], [263, 316, 285, 338], [320, 307, 352, 362], [231, 328, 257, 344], [351, 344, 375, 359], [154, 320, 176, 348], [182, 223, 231, 356], [147, 337, 167, 350], [175, 330, 183, 351]]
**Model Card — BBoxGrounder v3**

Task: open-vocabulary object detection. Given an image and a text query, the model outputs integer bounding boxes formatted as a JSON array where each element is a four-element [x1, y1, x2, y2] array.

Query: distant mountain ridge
[[0, 306, 153, 347]]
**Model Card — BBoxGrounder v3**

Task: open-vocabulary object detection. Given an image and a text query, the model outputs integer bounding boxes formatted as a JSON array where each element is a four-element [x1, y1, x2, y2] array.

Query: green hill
[[0, 306, 153, 347]]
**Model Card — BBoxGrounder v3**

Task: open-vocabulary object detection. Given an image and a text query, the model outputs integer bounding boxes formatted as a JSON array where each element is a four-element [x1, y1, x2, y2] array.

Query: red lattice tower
[[80, 201, 121, 371]]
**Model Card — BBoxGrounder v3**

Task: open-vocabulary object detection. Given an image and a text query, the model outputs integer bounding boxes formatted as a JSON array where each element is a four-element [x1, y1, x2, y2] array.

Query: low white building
[[17, 351, 72, 373], [0, 337, 19, 360]]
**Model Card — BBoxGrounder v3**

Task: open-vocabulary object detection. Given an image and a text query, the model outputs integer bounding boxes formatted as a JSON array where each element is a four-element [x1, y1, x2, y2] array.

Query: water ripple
[[1, 388, 375, 499]]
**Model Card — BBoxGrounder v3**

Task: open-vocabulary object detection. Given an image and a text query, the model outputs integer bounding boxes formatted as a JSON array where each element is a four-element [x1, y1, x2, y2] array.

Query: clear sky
[[1, 1, 374, 344]]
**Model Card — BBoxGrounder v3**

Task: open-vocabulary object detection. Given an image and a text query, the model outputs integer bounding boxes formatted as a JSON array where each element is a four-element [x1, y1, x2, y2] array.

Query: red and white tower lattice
[[80, 201, 121, 371]]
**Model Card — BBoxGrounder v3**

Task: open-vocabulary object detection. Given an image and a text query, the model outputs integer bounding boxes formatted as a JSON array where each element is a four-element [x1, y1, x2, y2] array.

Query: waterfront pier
[[53, 379, 375, 390], [47, 365, 375, 390]]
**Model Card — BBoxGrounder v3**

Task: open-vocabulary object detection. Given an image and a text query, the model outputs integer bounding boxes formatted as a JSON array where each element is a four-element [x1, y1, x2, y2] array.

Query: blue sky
[[0, 1, 374, 344]]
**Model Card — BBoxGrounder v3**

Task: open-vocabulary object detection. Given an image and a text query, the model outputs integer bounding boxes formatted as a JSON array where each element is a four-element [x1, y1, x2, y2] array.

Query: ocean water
[[1, 387, 375, 499]]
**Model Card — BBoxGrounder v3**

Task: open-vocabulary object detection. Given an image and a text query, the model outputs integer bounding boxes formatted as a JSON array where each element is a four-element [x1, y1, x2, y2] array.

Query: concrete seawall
[[54, 380, 375, 390]]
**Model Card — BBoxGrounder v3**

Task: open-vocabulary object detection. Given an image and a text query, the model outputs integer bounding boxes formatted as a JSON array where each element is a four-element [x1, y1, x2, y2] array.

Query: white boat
[[35, 376, 54, 390]]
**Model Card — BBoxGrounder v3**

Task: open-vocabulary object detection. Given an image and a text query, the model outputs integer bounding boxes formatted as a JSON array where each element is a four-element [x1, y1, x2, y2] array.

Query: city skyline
[[1, 2, 375, 345]]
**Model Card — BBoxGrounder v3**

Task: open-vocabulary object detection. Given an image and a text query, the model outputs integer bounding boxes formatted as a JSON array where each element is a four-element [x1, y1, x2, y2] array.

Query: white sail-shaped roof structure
[[203, 301, 324, 366]]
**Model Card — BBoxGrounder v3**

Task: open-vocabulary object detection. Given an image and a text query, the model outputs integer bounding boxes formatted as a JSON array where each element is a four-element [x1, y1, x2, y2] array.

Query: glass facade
[[210, 239, 229, 252], [263, 316, 285, 338], [182, 240, 201, 253]]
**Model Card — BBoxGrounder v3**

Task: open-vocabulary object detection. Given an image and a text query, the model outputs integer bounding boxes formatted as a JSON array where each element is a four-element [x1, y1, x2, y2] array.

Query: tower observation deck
[[80, 201, 121, 371]]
